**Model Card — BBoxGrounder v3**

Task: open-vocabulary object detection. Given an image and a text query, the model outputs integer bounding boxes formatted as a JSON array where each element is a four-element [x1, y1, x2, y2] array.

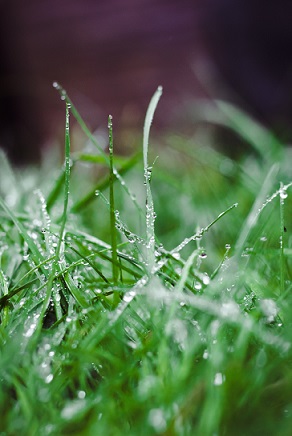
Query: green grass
[[0, 85, 292, 435]]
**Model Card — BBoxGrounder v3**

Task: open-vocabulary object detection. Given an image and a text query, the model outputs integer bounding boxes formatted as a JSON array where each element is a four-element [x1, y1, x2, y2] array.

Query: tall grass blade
[[143, 86, 163, 272], [279, 182, 287, 294], [108, 115, 119, 304], [55, 101, 71, 260], [35, 101, 73, 338]]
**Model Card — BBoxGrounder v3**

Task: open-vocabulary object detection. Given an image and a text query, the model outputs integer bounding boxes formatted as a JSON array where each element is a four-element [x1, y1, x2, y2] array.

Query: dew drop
[[24, 324, 36, 338], [148, 408, 166, 433], [123, 291, 136, 303], [108, 114, 113, 129], [260, 299, 278, 323], [203, 350, 209, 359], [45, 374, 54, 384], [214, 372, 225, 386], [77, 390, 86, 399], [202, 274, 210, 285]]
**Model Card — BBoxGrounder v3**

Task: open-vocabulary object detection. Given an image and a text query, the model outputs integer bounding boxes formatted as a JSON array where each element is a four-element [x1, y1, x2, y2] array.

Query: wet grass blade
[[108, 115, 119, 303], [279, 182, 286, 294], [143, 86, 163, 272], [55, 101, 71, 260]]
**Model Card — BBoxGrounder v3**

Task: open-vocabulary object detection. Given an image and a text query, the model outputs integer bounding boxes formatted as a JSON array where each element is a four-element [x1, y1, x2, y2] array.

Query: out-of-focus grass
[[0, 86, 291, 435]]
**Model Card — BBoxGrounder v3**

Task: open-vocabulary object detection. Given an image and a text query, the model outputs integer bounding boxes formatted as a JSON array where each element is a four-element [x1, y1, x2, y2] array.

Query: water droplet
[[202, 274, 210, 285], [45, 374, 54, 384], [194, 282, 202, 290], [24, 323, 37, 337], [123, 291, 136, 303], [214, 372, 225, 386], [77, 390, 86, 399], [280, 189, 288, 199], [55, 293, 61, 302], [127, 233, 136, 243], [203, 350, 209, 359], [108, 114, 113, 129], [148, 408, 166, 433], [61, 400, 85, 420], [260, 299, 278, 323]]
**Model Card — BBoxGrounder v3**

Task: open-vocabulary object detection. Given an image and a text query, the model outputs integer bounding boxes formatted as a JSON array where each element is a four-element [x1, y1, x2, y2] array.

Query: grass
[[0, 84, 292, 435]]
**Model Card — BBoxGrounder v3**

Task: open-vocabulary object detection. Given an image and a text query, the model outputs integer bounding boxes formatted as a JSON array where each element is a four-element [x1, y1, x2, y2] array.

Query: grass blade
[[108, 115, 119, 304], [143, 86, 163, 272]]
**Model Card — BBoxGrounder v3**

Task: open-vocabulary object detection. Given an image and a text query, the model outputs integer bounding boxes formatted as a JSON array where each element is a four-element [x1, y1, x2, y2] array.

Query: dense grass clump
[[0, 86, 291, 435]]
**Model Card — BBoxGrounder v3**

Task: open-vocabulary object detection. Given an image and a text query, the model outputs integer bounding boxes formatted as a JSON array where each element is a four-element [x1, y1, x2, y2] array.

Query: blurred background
[[1, 0, 292, 164]]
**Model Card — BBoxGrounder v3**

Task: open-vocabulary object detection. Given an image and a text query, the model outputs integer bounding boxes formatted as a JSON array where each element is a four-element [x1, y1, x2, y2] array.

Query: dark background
[[1, 0, 292, 164]]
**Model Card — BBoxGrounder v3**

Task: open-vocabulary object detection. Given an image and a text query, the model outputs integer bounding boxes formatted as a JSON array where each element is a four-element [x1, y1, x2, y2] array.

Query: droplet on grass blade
[[61, 400, 86, 420], [52, 81, 61, 90], [202, 273, 210, 285], [214, 372, 225, 386], [280, 189, 288, 199], [123, 291, 136, 303], [260, 299, 278, 323], [45, 374, 54, 384], [23, 324, 36, 338], [148, 408, 166, 433], [194, 282, 202, 291]]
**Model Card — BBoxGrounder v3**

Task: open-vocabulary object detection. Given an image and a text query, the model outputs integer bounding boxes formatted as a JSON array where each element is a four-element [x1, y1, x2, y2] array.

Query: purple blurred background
[[1, 0, 292, 164]]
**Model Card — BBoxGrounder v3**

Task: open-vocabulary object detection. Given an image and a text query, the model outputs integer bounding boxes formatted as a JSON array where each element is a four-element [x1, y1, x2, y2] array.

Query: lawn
[[0, 85, 291, 435]]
